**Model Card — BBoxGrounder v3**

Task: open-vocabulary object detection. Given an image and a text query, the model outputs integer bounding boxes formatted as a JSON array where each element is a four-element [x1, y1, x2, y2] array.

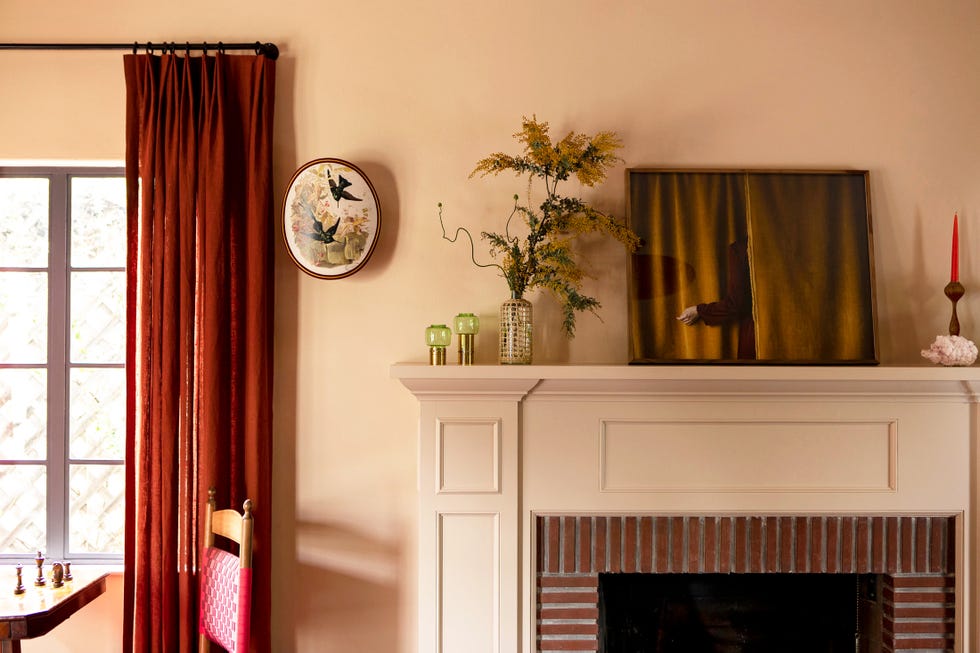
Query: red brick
[[857, 517, 870, 572], [915, 517, 929, 573], [810, 517, 824, 573], [688, 518, 701, 573], [894, 606, 955, 619], [548, 517, 560, 573], [537, 516, 546, 571], [749, 517, 762, 573], [795, 517, 809, 573], [945, 518, 956, 574], [563, 517, 576, 574], [892, 620, 954, 634], [900, 517, 913, 573], [872, 517, 884, 572], [639, 517, 653, 573], [892, 637, 952, 650], [609, 518, 622, 572], [540, 591, 598, 604], [842, 516, 855, 573], [539, 576, 598, 588], [655, 517, 669, 573], [623, 517, 637, 573], [826, 517, 839, 573], [893, 590, 954, 603], [539, 624, 598, 636], [720, 517, 732, 573], [892, 575, 954, 588], [578, 517, 591, 573], [734, 517, 747, 573], [930, 517, 943, 573], [765, 517, 779, 573], [538, 607, 598, 620], [780, 516, 794, 572], [594, 518, 606, 572], [538, 639, 598, 651], [671, 517, 684, 572], [703, 517, 717, 573], [886, 516, 899, 573]]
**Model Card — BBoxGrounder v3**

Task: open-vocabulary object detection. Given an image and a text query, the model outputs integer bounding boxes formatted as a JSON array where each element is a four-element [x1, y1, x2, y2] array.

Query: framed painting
[[627, 169, 878, 364], [282, 158, 381, 279]]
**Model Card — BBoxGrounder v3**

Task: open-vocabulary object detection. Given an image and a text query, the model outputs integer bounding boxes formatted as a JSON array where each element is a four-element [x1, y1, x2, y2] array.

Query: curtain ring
[[217, 41, 225, 54], [185, 42, 191, 57], [202, 41, 208, 55], [146, 41, 154, 55], [254, 41, 262, 56], [132, 41, 138, 55]]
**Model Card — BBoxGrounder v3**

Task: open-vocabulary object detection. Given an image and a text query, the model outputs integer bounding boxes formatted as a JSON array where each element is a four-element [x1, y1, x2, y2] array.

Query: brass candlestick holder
[[14, 565, 25, 595], [945, 280, 965, 336], [34, 551, 45, 587]]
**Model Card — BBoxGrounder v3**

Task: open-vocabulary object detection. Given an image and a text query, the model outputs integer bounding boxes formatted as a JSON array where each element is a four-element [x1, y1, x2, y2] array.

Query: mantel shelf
[[391, 363, 980, 402]]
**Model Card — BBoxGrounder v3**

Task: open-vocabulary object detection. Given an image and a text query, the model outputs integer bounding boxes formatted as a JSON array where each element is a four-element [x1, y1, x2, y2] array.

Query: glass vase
[[499, 294, 532, 364]]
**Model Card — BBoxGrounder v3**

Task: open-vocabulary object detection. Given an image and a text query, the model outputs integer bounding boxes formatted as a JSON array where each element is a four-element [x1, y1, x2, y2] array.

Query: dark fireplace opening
[[598, 573, 881, 653]]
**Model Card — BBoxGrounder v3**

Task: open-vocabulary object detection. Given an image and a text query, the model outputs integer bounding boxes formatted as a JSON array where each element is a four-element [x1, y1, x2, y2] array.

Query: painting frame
[[626, 168, 878, 365], [282, 157, 382, 279]]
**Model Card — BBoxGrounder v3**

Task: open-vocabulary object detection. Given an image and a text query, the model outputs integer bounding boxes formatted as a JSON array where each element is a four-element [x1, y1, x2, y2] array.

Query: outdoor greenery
[[440, 116, 639, 336]]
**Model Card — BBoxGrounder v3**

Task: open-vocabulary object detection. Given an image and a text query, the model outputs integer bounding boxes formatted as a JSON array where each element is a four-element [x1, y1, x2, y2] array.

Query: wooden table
[[0, 566, 110, 652]]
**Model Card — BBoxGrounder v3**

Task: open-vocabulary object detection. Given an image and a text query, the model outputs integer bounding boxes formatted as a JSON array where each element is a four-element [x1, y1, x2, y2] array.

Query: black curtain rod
[[0, 41, 279, 59]]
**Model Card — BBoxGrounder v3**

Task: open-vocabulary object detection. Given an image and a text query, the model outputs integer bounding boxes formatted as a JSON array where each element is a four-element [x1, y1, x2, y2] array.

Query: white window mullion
[[46, 171, 69, 561]]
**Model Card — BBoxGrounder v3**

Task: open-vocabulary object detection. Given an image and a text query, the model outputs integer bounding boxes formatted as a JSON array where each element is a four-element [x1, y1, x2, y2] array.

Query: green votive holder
[[425, 324, 452, 365], [453, 313, 480, 365]]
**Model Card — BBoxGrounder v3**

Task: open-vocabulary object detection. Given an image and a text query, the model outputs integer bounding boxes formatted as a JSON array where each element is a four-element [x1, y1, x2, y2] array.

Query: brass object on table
[[33, 551, 45, 587], [63, 561, 72, 581], [14, 565, 25, 595], [50, 563, 64, 589], [945, 280, 965, 336]]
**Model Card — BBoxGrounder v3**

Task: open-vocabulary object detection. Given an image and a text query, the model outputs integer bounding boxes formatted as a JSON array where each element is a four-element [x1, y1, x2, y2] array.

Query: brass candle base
[[458, 333, 475, 365], [429, 346, 446, 365], [945, 281, 965, 336]]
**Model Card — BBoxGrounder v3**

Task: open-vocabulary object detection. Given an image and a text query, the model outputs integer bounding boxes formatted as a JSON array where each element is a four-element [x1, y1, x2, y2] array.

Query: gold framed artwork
[[282, 158, 381, 279], [627, 169, 878, 364]]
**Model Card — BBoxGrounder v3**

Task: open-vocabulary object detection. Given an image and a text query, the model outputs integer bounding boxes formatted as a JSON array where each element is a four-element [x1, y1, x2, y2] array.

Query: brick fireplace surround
[[393, 365, 979, 653], [537, 515, 956, 651]]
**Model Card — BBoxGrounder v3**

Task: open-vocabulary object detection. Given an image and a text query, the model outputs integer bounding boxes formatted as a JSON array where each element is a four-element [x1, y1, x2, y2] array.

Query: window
[[0, 167, 125, 563]]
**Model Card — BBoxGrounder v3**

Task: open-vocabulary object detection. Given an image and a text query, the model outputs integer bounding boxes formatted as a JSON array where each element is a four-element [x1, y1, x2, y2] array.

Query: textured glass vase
[[499, 294, 532, 364]]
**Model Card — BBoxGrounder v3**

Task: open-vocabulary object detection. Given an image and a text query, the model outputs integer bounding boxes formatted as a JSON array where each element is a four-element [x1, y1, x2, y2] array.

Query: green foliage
[[440, 116, 640, 337]]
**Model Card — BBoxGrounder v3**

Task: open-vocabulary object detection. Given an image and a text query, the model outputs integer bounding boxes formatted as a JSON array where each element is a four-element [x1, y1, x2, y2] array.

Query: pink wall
[[1, 1, 978, 651]]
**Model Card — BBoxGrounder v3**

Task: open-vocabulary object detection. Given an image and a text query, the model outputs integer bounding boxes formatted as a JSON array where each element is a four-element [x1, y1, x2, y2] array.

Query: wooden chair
[[198, 488, 253, 653]]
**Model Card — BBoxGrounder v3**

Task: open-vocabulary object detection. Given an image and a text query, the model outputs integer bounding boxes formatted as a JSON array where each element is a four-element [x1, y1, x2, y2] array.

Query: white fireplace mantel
[[392, 364, 980, 653]]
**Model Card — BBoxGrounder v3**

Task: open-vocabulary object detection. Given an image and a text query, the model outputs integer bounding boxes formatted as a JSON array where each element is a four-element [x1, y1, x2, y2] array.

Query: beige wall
[[1, 1, 979, 651]]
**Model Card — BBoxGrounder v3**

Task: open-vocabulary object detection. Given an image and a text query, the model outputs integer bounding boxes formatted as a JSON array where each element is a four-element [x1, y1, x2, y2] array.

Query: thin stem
[[438, 204, 504, 273]]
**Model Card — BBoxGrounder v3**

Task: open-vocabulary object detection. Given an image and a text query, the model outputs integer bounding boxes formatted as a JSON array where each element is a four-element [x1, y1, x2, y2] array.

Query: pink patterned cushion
[[199, 546, 251, 652]]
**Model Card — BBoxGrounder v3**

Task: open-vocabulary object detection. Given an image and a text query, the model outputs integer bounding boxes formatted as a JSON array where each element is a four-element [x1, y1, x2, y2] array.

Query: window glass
[[69, 368, 125, 460], [70, 177, 126, 268], [0, 177, 48, 267], [0, 465, 46, 554], [0, 368, 47, 459], [0, 272, 48, 364], [70, 270, 125, 364]]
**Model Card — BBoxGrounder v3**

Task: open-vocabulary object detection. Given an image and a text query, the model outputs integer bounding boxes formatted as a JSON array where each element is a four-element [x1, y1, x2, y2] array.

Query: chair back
[[199, 487, 253, 653]]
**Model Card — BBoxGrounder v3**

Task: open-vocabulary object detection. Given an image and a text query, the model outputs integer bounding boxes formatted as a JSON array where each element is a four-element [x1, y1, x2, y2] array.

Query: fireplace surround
[[393, 365, 979, 653]]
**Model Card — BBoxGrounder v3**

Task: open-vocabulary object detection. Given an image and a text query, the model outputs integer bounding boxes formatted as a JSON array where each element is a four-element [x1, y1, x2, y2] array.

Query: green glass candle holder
[[453, 313, 480, 365], [425, 324, 452, 365]]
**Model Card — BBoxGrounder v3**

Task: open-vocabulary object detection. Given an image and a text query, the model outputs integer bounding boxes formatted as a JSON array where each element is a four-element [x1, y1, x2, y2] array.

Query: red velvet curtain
[[123, 52, 275, 653]]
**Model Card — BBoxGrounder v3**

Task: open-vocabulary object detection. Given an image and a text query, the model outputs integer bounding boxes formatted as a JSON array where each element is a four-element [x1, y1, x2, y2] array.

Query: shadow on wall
[[295, 521, 401, 652]]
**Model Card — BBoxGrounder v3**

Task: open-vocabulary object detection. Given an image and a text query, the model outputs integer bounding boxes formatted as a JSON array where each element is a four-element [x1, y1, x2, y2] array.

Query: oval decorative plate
[[282, 158, 381, 279]]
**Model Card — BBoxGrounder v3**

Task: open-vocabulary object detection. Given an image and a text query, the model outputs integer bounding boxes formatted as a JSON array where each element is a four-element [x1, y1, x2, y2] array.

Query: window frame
[[0, 165, 125, 564]]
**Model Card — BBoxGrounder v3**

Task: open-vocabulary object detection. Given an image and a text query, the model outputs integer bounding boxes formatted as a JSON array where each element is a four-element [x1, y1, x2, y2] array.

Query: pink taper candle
[[951, 213, 959, 283]]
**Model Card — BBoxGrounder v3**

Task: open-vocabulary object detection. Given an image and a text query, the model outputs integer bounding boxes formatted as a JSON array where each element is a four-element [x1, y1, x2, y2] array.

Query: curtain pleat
[[123, 52, 275, 653]]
